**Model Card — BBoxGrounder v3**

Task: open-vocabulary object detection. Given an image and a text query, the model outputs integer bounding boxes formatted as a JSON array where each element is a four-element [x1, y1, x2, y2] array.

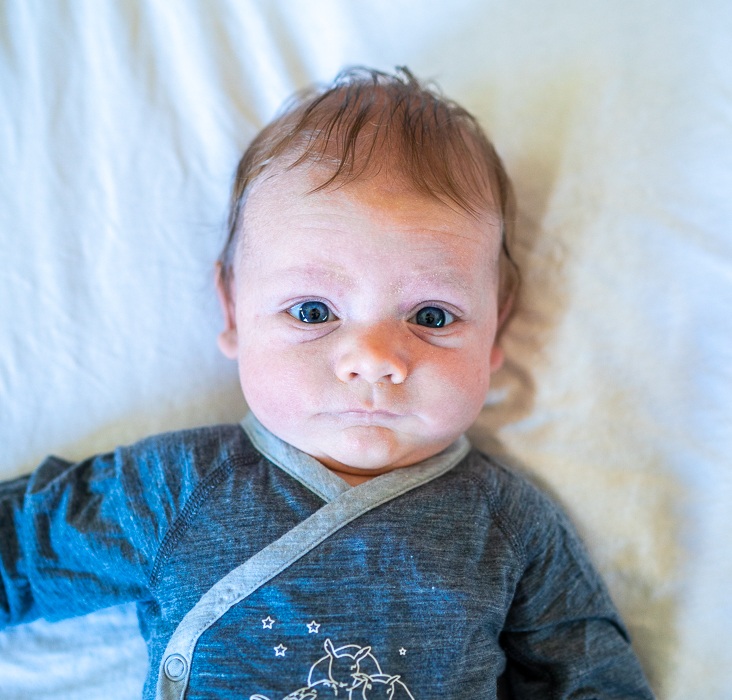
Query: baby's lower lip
[[337, 410, 400, 421], [343, 409, 398, 416]]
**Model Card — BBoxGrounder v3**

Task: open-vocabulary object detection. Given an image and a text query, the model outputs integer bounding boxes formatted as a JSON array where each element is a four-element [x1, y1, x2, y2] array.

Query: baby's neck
[[329, 468, 376, 487]]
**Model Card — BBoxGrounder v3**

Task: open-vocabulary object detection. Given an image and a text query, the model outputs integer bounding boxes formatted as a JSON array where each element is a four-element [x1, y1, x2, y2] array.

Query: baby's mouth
[[334, 409, 402, 425]]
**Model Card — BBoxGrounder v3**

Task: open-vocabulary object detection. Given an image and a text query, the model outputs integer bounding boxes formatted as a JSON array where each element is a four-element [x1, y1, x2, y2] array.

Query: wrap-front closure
[[155, 417, 469, 700]]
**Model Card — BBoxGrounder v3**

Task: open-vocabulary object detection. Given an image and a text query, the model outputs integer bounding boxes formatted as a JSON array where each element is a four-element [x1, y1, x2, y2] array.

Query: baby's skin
[[216, 165, 505, 485]]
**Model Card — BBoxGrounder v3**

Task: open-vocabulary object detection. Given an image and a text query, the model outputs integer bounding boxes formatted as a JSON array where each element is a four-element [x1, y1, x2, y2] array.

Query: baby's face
[[217, 167, 504, 483]]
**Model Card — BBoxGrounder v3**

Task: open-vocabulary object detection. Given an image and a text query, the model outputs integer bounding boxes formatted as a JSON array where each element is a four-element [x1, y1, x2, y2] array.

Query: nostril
[[340, 368, 406, 385]]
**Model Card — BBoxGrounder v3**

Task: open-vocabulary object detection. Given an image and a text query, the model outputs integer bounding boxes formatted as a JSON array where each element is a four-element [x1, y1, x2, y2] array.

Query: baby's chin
[[309, 425, 450, 475]]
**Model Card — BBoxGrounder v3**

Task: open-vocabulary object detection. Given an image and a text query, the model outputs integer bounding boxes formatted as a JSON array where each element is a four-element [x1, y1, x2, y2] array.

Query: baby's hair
[[219, 66, 519, 313]]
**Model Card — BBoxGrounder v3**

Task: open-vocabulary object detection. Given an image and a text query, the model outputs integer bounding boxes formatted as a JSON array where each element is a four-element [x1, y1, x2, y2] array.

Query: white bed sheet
[[1, 1, 731, 698]]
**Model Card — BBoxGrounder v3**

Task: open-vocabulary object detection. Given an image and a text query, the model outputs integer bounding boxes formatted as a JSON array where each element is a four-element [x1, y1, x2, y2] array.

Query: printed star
[[307, 620, 320, 634], [399, 648, 407, 656], [274, 644, 287, 657], [261, 616, 275, 629]]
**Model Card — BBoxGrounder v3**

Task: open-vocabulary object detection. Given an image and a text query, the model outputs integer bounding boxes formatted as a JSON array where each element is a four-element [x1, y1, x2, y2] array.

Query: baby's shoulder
[[453, 449, 555, 508], [448, 449, 578, 554], [117, 422, 257, 481]]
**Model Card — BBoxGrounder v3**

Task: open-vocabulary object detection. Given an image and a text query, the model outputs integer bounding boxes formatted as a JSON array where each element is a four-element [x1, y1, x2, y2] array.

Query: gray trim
[[241, 413, 349, 502], [155, 428, 469, 700]]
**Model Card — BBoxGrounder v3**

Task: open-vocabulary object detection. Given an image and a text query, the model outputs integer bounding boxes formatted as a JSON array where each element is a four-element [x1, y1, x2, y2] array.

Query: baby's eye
[[412, 306, 454, 328], [287, 300, 335, 324]]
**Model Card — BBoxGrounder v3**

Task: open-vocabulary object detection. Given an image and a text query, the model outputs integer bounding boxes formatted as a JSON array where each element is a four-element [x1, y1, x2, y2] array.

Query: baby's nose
[[334, 325, 408, 385]]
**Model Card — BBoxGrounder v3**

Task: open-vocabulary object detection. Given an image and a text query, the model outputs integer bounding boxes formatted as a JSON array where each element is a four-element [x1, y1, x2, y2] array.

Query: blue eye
[[289, 301, 332, 324], [413, 306, 454, 328]]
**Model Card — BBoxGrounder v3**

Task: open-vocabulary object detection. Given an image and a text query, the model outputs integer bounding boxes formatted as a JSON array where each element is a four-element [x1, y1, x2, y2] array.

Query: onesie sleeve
[[0, 429, 215, 628], [497, 478, 655, 699], [0, 473, 35, 624], [0, 450, 161, 628]]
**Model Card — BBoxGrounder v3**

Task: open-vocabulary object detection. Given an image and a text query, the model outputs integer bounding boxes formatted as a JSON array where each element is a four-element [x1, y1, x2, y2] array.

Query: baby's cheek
[[424, 352, 492, 428], [237, 345, 325, 422]]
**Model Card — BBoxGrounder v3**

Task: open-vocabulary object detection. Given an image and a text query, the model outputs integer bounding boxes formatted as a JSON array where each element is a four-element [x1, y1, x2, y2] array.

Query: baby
[[0, 68, 653, 699]]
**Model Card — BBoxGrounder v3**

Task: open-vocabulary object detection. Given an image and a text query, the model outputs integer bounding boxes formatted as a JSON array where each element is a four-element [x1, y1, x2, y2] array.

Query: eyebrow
[[405, 268, 474, 294], [277, 264, 352, 285], [277, 263, 478, 297]]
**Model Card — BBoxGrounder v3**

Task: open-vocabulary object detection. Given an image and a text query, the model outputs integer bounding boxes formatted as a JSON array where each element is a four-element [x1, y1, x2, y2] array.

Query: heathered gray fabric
[[0, 418, 653, 698]]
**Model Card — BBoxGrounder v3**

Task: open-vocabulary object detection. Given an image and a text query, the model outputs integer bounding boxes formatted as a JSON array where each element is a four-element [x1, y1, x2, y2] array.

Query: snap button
[[164, 653, 188, 682]]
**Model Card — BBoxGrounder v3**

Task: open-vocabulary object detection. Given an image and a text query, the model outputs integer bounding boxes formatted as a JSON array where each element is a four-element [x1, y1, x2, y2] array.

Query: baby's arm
[[0, 449, 163, 628], [498, 481, 654, 698], [0, 473, 36, 625]]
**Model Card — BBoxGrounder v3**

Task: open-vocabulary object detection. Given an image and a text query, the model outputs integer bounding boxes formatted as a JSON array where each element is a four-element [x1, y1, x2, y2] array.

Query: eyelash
[[286, 301, 457, 328]]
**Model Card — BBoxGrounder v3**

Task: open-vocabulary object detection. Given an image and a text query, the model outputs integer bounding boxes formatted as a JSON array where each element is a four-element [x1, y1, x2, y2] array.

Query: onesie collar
[[240, 412, 470, 503]]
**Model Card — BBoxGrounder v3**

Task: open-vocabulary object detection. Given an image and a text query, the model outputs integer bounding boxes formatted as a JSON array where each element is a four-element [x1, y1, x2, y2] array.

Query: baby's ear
[[215, 263, 239, 359], [489, 343, 505, 373], [490, 292, 515, 373], [496, 291, 515, 333]]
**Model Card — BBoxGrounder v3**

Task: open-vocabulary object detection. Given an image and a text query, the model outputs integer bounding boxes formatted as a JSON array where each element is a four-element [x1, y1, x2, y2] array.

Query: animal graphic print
[[250, 638, 415, 699]]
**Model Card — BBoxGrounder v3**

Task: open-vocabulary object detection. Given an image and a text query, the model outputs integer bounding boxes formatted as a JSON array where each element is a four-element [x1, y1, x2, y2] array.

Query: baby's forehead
[[249, 159, 500, 224], [249, 161, 498, 227], [236, 163, 503, 278]]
